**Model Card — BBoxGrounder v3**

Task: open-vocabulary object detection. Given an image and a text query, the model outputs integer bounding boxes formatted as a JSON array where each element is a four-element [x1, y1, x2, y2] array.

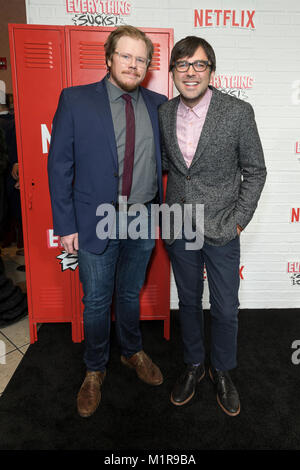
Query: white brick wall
[[25, 0, 300, 308]]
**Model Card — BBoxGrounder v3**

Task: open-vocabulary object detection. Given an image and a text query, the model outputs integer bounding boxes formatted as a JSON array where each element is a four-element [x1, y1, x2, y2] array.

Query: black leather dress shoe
[[171, 364, 205, 406], [209, 367, 240, 416]]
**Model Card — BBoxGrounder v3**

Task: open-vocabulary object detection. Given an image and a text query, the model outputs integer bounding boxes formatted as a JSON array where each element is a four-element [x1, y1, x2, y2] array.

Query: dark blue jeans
[[166, 236, 240, 371], [78, 207, 155, 372]]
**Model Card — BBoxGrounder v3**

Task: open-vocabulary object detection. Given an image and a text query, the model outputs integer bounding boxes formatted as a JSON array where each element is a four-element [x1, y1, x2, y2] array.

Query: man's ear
[[107, 55, 112, 69]]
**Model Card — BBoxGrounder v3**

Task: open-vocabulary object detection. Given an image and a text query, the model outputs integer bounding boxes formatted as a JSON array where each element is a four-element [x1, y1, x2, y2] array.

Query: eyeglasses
[[174, 60, 211, 73], [114, 51, 150, 69]]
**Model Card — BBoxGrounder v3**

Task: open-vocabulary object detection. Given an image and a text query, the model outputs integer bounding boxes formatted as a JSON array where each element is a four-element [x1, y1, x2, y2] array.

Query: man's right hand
[[60, 233, 79, 254]]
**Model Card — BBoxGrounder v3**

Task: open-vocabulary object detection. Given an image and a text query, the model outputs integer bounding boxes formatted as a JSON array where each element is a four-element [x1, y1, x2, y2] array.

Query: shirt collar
[[105, 75, 139, 102], [178, 87, 212, 118]]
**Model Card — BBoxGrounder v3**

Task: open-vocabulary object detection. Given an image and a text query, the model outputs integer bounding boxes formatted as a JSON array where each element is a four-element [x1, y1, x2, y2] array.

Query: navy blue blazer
[[47, 78, 167, 254]]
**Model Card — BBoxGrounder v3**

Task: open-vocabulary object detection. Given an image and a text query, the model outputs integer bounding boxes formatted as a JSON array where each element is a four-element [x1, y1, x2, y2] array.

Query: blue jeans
[[166, 236, 240, 371], [78, 207, 155, 372]]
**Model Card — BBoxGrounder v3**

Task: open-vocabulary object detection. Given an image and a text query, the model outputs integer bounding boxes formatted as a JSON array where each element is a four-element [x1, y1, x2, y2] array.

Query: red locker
[[9, 24, 173, 343]]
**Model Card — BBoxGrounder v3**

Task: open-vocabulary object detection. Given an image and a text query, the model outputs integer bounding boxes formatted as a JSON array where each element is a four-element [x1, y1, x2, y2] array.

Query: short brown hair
[[169, 36, 216, 73], [104, 26, 154, 68]]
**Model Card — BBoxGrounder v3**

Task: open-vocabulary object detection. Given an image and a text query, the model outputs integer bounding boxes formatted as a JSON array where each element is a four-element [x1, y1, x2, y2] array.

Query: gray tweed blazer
[[158, 86, 267, 246]]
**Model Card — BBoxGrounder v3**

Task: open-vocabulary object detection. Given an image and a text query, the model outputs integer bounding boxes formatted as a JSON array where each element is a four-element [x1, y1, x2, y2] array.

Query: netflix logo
[[194, 9, 255, 30], [291, 208, 300, 223]]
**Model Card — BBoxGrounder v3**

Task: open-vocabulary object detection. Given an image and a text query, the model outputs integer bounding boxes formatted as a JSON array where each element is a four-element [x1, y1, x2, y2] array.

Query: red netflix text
[[291, 208, 300, 223], [194, 9, 255, 29]]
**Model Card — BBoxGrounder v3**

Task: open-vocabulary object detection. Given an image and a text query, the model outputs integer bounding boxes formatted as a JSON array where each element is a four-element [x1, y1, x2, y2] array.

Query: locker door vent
[[24, 42, 54, 69], [149, 44, 161, 71], [79, 42, 106, 70], [39, 287, 65, 309], [140, 286, 158, 306]]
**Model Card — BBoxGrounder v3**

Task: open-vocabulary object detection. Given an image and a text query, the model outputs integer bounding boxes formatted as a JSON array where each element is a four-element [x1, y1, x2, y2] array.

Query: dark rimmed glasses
[[174, 60, 211, 73]]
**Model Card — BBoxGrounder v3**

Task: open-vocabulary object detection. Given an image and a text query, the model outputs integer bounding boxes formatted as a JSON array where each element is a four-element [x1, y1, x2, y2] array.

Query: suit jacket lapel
[[140, 86, 163, 201], [190, 87, 223, 168], [95, 79, 118, 170], [169, 96, 189, 171]]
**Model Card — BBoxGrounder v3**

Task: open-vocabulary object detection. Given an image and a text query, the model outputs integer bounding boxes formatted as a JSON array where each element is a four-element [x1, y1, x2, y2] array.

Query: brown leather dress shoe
[[121, 350, 163, 386], [77, 370, 106, 418]]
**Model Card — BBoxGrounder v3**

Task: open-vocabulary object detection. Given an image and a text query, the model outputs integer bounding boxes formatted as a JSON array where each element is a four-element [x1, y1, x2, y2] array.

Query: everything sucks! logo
[[66, 0, 132, 26], [210, 74, 254, 100], [287, 262, 300, 287]]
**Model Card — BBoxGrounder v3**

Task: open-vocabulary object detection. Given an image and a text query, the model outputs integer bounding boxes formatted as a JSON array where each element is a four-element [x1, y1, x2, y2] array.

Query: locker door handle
[[28, 180, 35, 210]]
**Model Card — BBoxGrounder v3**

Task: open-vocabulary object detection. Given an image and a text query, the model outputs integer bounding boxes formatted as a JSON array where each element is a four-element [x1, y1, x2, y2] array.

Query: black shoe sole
[[216, 394, 240, 417], [170, 369, 205, 407], [209, 368, 241, 417]]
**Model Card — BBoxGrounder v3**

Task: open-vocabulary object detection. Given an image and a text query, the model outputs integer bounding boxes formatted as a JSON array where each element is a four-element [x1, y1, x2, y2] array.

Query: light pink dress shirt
[[176, 88, 212, 167]]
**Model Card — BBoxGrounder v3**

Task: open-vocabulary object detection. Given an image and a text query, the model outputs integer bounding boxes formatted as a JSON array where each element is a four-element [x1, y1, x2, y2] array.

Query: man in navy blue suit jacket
[[48, 26, 167, 418]]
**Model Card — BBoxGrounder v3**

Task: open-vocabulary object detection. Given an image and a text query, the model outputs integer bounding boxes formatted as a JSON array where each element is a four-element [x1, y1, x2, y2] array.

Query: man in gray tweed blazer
[[159, 36, 266, 416]]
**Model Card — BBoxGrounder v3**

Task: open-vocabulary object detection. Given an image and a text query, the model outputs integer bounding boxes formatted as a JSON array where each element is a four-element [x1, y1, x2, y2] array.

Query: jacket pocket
[[73, 188, 92, 204]]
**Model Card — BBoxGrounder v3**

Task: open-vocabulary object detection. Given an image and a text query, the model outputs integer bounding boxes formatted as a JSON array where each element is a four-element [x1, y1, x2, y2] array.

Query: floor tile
[[19, 344, 30, 355], [0, 349, 24, 394], [0, 316, 30, 349], [0, 332, 17, 357], [0, 245, 28, 395]]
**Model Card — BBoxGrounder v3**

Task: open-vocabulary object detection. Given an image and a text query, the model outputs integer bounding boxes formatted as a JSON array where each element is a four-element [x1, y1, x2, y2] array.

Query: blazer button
[[186, 175, 191, 180], [114, 173, 118, 178]]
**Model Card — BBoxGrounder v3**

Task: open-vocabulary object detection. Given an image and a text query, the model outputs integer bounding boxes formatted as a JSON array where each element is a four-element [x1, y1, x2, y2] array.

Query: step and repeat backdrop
[[24, 0, 300, 309]]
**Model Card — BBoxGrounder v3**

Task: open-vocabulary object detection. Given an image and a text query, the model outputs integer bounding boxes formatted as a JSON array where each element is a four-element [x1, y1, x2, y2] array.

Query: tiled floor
[[0, 245, 31, 397]]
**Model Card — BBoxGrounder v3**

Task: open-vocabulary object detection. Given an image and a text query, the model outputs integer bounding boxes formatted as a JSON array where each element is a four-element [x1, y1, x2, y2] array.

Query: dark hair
[[104, 25, 154, 68], [169, 36, 216, 72]]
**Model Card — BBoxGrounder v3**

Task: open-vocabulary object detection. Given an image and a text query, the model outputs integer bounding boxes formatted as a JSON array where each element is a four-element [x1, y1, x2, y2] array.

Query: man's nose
[[129, 57, 137, 68]]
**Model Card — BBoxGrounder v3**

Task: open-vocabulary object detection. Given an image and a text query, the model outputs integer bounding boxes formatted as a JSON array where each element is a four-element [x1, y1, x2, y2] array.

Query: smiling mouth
[[183, 82, 199, 87]]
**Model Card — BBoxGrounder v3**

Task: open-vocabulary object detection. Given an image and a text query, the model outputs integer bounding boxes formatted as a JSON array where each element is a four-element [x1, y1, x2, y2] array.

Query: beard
[[109, 68, 143, 92]]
